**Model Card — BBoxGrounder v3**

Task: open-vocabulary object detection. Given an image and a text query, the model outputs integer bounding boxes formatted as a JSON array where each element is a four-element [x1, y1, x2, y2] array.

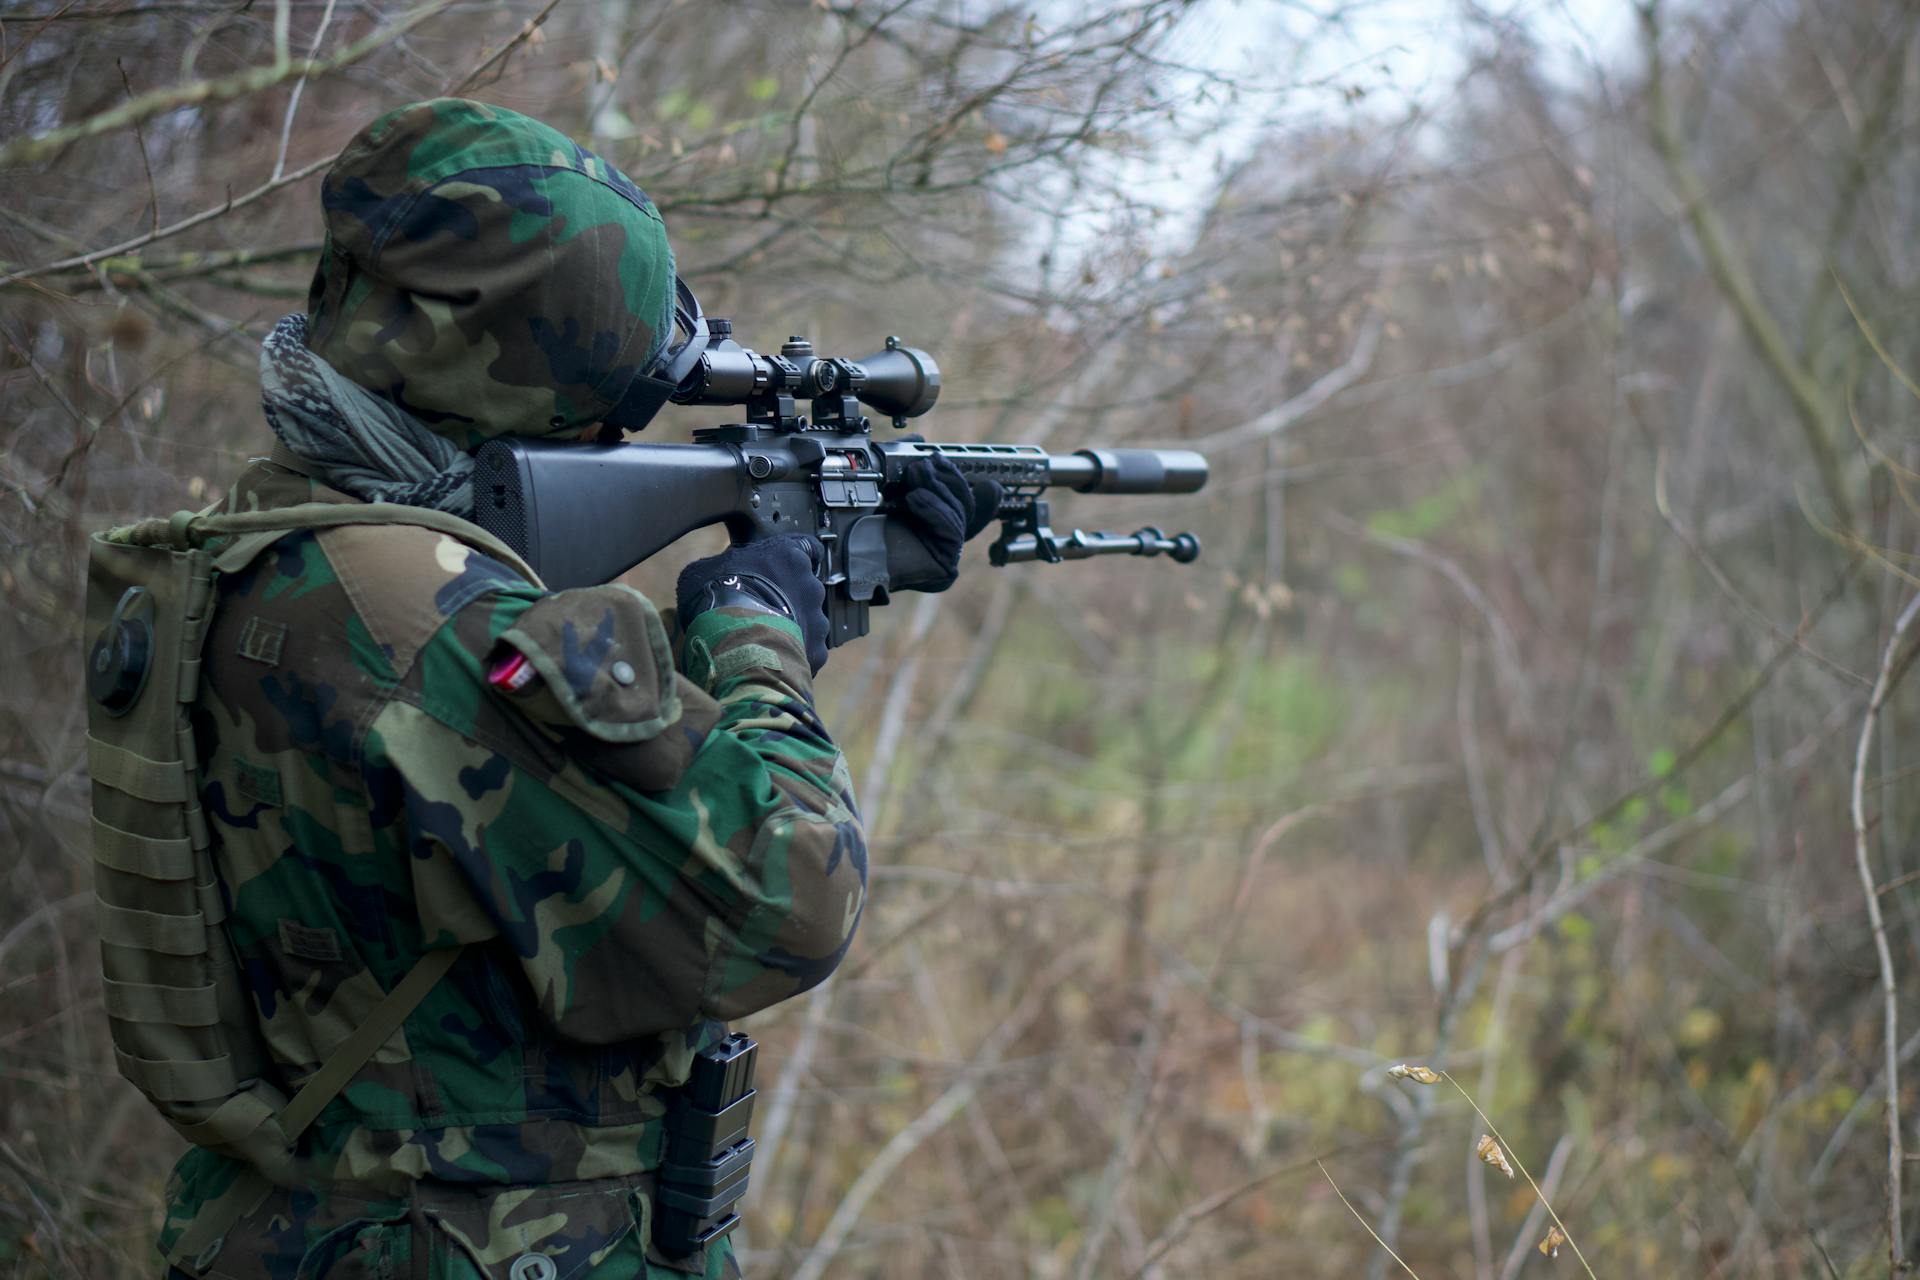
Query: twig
[[766, 592, 946, 1208], [1471, 950, 1526, 1279], [0, 0, 458, 169], [1318, 1160, 1423, 1278], [1484, 703, 1847, 954], [271, 0, 339, 180], [1130, 1154, 1333, 1277], [1852, 590, 1920, 1271], [2, 244, 322, 291], [114, 59, 159, 235], [1331, 510, 1536, 732], [787, 957, 1073, 1280], [1452, 555, 1861, 956], [1069, 978, 1171, 1280], [1639, 0, 1851, 525], [752, 973, 834, 1196], [1189, 314, 1382, 455], [0, 0, 76, 73], [446, 0, 567, 95], [0, 0, 556, 290], [1650, 443, 1865, 686], [0, 157, 335, 287], [1833, 272, 1920, 406]]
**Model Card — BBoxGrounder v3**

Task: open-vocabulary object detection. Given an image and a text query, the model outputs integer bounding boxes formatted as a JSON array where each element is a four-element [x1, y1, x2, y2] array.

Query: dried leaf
[[983, 131, 1008, 155], [1475, 1133, 1513, 1178], [1387, 1064, 1441, 1085], [1539, 1224, 1566, 1258]]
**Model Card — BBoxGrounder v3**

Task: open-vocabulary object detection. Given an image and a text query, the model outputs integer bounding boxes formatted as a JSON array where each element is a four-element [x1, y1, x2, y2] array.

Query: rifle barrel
[[1046, 447, 1208, 494]]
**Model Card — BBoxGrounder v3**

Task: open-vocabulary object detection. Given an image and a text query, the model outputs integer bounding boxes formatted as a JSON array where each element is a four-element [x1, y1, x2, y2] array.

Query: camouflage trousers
[[163, 1173, 742, 1280]]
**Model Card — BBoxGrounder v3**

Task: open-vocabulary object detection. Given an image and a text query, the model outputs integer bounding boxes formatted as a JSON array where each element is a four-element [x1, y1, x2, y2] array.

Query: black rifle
[[472, 316, 1208, 647]]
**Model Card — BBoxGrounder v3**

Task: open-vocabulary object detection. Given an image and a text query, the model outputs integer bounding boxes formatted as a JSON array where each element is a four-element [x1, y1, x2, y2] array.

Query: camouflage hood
[[304, 98, 677, 448]]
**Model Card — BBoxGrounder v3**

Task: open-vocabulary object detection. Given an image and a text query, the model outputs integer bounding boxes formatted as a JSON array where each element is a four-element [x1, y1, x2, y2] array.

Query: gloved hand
[[677, 535, 830, 675], [891, 447, 1002, 593]]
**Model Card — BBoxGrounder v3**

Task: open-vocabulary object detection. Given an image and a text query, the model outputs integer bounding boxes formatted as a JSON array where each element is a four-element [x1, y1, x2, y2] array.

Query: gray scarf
[[260, 313, 473, 514]]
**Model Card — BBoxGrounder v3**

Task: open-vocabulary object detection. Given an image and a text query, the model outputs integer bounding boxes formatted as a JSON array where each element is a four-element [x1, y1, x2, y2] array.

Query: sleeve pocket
[[496, 585, 720, 793], [499, 585, 681, 742]]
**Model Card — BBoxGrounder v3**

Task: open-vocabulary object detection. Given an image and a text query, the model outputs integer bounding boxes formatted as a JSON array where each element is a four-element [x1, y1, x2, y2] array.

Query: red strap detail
[[486, 650, 538, 693]]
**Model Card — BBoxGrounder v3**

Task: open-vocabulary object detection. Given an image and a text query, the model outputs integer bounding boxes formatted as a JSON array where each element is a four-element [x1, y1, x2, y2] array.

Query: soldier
[[145, 99, 997, 1278]]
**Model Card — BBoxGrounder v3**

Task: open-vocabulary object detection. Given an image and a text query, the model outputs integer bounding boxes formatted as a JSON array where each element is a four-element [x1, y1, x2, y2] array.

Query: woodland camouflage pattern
[[306, 99, 677, 447], [160, 457, 866, 1278]]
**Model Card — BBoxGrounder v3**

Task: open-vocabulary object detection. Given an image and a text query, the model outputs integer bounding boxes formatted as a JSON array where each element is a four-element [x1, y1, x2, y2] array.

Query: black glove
[[677, 536, 830, 676], [892, 448, 1003, 593]]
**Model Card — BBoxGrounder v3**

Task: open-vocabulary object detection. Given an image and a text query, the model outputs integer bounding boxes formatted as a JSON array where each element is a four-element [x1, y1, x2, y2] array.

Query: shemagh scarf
[[259, 313, 473, 514]]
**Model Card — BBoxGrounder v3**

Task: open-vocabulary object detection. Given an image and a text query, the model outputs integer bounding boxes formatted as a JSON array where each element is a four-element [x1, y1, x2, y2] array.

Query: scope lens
[[855, 345, 940, 419]]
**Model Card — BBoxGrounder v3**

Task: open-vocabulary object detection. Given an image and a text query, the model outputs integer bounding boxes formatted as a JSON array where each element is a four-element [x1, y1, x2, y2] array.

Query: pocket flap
[[422, 1179, 644, 1280], [499, 585, 679, 743]]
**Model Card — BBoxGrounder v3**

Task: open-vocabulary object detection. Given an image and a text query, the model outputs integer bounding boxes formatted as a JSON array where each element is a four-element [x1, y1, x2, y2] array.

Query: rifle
[[471, 307, 1208, 648]]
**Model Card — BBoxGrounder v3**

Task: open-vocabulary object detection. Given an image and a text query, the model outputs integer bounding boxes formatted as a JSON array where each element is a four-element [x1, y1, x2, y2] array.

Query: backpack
[[82, 501, 541, 1268]]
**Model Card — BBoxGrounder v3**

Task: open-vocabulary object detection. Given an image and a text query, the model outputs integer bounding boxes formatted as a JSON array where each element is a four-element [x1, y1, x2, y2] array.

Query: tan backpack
[[83, 501, 539, 1266]]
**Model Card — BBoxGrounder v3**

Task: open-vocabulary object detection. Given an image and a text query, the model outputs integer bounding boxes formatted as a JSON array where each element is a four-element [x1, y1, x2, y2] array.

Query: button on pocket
[[509, 1256, 558, 1280]]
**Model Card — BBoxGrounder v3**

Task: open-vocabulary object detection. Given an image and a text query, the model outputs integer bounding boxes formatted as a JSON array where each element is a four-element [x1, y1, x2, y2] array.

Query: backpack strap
[[166, 945, 465, 1271]]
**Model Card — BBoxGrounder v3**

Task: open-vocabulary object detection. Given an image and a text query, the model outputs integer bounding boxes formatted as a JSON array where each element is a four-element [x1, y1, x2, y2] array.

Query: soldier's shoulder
[[316, 521, 532, 677]]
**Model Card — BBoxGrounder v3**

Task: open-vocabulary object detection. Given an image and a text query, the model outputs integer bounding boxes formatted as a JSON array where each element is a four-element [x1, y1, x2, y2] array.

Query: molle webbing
[[87, 738, 194, 803], [84, 527, 270, 1188], [91, 815, 196, 878]]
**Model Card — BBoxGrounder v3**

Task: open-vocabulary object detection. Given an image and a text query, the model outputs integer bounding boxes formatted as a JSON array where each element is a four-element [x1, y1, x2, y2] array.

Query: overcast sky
[[1109, 0, 1640, 247]]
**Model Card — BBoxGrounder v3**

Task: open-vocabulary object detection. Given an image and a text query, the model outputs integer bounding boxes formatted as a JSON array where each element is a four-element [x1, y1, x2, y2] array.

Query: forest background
[[3, 0, 1918, 1275]]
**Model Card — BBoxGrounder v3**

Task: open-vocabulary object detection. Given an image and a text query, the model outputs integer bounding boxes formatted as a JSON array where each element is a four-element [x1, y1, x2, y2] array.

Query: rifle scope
[[671, 324, 940, 424]]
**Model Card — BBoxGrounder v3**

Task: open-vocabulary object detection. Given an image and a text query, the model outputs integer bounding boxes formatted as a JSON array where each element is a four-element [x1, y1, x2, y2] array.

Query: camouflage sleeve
[[670, 604, 866, 1012], [368, 582, 866, 1043]]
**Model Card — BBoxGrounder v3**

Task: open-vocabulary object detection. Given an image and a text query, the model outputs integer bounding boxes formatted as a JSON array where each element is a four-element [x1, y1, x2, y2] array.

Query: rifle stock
[[474, 441, 746, 589]]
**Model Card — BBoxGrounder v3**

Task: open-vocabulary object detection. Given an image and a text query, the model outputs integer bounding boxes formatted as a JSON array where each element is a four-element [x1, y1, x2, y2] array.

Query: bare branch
[[1188, 314, 1381, 455], [1639, 0, 1853, 525], [1851, 589, 1920, 1271], [0, 0, 458, 170]]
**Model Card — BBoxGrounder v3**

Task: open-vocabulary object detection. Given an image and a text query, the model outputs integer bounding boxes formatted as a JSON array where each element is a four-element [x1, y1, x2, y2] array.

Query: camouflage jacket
[[158, 454, 866, 1279]]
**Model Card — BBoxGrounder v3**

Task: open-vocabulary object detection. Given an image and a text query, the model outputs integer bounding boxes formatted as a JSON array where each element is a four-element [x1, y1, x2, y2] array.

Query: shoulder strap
[[109, 503, 545, 590], [166, 945, 465, 1271], [279, 945, 463, 1141]]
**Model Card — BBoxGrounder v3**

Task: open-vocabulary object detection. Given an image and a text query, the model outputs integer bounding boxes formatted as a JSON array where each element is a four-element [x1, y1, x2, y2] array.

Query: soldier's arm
[[366, 579, 865, 1044]]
